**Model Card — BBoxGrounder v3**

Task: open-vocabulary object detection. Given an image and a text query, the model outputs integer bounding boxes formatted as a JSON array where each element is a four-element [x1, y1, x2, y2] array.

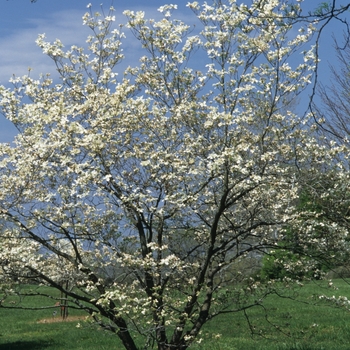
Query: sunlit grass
[[190, 279, 350, 350], [1, 280, 350, 349]]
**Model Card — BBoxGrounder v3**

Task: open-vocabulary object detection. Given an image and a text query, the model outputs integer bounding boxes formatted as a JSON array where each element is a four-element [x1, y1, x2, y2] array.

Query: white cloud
[[0, 3, 198, 84], [0, 9, 93, 84]]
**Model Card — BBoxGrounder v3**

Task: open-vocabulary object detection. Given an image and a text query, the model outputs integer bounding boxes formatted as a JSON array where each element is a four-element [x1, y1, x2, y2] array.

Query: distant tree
[[0, 2, 349, 350], [309, 36, 350, 279], [261, 187, 349, 281], [315, 35, 350, 140]]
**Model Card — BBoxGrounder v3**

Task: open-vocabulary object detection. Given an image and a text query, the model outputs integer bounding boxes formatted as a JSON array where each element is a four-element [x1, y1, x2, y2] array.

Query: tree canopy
[[0, 1, 350, 349]]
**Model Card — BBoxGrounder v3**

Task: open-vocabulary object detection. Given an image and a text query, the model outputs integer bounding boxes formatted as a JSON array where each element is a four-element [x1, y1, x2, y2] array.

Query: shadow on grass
[[277, 344, 325, 350], [0, 340, 52, 350]]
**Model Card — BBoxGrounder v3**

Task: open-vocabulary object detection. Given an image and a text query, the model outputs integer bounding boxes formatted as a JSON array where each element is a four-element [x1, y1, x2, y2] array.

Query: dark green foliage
[[260, 186, 349, 281], [261, 249, 301, 281]]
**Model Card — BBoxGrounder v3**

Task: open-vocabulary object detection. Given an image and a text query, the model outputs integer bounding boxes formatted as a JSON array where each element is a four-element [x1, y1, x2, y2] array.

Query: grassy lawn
[[191, 279, 350, 350], [0, 286, 121, 350], [1, 280, 350, 349]]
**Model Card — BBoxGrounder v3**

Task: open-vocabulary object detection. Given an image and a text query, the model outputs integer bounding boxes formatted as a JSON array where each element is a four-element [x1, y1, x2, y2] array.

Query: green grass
[[190, 279, 350, 350], [1, 280, 350, 349], [0, 285, 122, 350]]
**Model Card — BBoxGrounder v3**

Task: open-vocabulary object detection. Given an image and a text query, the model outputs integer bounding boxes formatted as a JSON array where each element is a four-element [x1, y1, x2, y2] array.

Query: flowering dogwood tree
[[0, 1, 349, 349]]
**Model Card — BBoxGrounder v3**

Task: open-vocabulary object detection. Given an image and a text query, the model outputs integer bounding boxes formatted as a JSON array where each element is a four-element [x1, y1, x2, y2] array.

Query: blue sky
[[0, 0, 343, 143]]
